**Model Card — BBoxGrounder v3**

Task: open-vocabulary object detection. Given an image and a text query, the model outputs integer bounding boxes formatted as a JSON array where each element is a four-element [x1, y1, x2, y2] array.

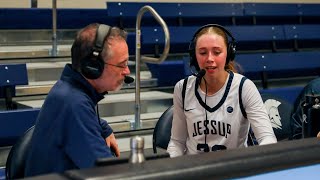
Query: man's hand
[[105, 133, 120, 157]]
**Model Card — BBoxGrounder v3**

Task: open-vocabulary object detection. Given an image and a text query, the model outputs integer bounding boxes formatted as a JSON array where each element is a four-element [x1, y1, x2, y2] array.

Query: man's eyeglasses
[[105, 62, 128, 69]]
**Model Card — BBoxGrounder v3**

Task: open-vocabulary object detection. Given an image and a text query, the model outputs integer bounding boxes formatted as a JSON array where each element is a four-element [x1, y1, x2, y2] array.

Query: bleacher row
[[0, 2, 320, 150], [139, 24, 320, 53], [1, 2, 320, 54], [3, 2, 318, 84], [141, 24, 320, 84], [147, 51, 320, 88], [2, 2, 319, 29]]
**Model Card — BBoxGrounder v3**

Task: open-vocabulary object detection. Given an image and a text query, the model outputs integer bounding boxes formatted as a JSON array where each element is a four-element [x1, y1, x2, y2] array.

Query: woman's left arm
[[242, 80, 277, 145]]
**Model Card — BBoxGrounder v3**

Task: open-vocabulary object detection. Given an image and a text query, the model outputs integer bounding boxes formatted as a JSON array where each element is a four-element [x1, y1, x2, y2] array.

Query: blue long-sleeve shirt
[[24, 64, 114, 177]]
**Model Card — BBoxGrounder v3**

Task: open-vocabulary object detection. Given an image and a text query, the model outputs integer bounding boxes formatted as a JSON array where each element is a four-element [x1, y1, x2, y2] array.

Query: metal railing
[[51, 0, 58, 57], [134, 5, 170, 129]]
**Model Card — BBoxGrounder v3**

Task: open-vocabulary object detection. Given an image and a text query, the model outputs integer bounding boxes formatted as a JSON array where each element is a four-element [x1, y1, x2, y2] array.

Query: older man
[[25, 23, 130, 177]]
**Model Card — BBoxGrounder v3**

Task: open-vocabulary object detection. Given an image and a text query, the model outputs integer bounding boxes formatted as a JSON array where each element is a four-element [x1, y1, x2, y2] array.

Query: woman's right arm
[[167, 80, 188, 157]]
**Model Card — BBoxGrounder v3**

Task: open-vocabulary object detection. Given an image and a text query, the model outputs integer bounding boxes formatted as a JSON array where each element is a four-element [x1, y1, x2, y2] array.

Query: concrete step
[[104, 111, 163, 132], [16, 91, 172, 116], [25, 60, 149, 82], [96, 91, 172, 117], [16, 79, 158, 97], [0, 29, 76, 59], [0, 44, 71, 59], [7, 59, 155, 96], [15, 70, 157, 96], [15, 90, 172, 133], [0, 29, 76, 46]]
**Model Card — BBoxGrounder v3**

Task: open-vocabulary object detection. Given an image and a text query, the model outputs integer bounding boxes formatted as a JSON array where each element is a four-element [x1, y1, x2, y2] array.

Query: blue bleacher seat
[[57, 9, 112, 29], [243, 3, 301, 25], [146, 60, 185, 86], [284, 24, 320, 50], [0, 64, 28, 110], [228, 25, 286, 51], [140, 26, 168, 55], [263, 51, 320, 79], [107, 2, 245, 28], [243, 3, 299, 17], [107, 2, 180, 28], [0, 8, 52, 29], [236, 53, 265, 80], [238, 51, 320, 80], [141, 26, 198, 55], [126, 32, 138, 55], [146, 51, 316, 91], [298, 4, 320, 24], [107, 2, 180, 18], [0, 8, 111, 29], [2, 3, 320, 30], [0, 109, 39, 147], [0, 64, 28, 87], [234, 51, 320, 88], [141, 25, 286, 55], [178, 3, 244, 26]]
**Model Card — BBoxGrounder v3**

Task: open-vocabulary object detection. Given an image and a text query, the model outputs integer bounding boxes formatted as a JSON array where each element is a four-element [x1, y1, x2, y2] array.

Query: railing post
[[51, 0, 58, 57], [31, 0, 37, 8], [135, 5, 170, 129]]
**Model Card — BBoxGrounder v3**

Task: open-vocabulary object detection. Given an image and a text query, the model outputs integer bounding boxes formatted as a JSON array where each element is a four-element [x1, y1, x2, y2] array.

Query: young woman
[[167, 24, 277, 157]]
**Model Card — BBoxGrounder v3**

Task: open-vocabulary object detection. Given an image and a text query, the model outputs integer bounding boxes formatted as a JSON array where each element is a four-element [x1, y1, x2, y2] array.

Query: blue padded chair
[[153, 105, 173, 153], [5, 125, 35, 179]]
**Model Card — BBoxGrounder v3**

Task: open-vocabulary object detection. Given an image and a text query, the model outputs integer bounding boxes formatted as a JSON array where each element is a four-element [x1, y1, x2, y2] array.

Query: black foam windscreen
[[188, 24, 236, 71], [124, 76, 134, 84], [80, 24, 112, 79], [196, 69, 206, 79]]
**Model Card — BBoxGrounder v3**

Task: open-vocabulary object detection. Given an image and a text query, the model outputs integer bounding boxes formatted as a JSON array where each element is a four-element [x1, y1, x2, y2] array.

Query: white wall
[[1, 0, 320, 8]]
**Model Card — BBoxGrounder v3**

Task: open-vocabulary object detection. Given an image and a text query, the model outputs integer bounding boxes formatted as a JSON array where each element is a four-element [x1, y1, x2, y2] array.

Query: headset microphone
[[124, 76, 134, 84], [196, 69, 206, 79]]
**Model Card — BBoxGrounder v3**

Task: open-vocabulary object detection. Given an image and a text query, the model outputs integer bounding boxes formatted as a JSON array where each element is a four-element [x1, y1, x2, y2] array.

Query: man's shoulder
[[48, 81, 90, 104]]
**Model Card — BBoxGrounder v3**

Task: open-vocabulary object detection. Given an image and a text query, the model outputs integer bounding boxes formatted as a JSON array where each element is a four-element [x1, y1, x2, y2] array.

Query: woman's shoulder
[[233, 72, 256, 88], [233, 72, 247, 79], [175, 75, 197, 88]]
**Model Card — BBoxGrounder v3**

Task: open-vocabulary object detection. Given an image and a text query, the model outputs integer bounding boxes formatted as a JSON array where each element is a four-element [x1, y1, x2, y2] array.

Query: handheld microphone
[[195, 69, 206, 79], [124, 76, 134, 84]]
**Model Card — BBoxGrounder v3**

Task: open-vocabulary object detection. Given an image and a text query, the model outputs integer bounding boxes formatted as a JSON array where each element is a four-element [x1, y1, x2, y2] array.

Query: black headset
[[188, 24, 236, 71], [80, 24, 112, 79]]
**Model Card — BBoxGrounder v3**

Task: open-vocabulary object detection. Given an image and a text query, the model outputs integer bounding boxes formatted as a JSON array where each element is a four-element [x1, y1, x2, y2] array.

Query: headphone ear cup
[[226, 42, 236, 64], [188, 42, 200, 71], [81, 55, 104, 79]]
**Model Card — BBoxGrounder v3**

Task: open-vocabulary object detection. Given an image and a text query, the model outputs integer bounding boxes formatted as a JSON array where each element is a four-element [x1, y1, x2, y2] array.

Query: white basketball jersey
[[168, 71, 277, 157], [183, 72, 249, 154]]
